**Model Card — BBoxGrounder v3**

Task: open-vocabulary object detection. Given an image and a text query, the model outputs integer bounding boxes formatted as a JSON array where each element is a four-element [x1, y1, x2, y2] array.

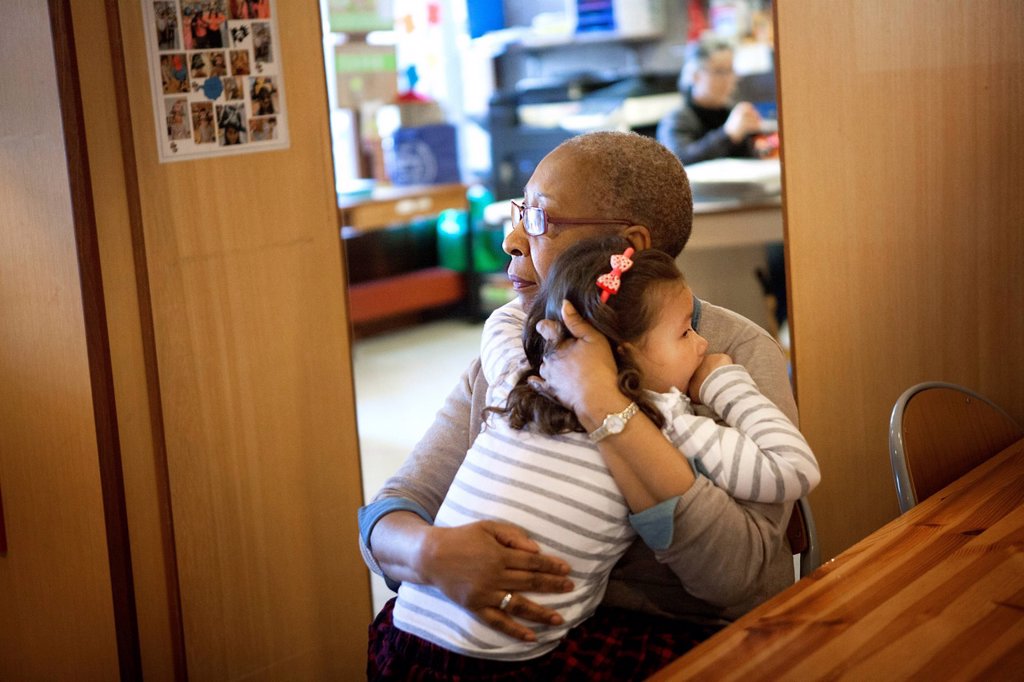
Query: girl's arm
[[479, 300, 528, 403], [673, 364, 820, 503]]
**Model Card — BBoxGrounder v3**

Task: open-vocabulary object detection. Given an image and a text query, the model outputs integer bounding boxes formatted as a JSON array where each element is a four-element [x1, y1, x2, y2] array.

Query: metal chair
[[786, 496, 820, 578], [889, 382, 1022, 513]]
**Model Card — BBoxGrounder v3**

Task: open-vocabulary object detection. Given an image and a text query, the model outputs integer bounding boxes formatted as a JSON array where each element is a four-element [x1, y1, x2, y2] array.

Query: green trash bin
[[436, 185, 505, 273]]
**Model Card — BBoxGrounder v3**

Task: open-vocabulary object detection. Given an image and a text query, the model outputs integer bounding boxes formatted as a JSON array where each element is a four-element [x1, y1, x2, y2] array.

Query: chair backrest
[[889, 382, 1023, 513], [787, 497, 820, 578]]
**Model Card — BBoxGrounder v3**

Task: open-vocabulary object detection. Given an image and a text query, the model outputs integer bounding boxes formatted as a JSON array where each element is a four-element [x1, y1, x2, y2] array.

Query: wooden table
[[650, 438, 1024, 681]]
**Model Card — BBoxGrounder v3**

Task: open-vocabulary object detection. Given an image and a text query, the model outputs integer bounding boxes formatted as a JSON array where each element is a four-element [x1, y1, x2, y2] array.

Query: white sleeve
[[665, 365, 820, 502], [479, 300, 529, 407]]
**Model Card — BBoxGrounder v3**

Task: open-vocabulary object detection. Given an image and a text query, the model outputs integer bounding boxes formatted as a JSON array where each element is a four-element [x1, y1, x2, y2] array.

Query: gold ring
[[498, 592, 513, 612]]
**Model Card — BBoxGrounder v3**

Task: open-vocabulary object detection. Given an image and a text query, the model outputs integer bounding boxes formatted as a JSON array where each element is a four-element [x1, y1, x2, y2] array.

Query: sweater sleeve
[[694, 299, 798, 426], [668, 365, 819, 503], [655, 479, 792, 607], [357, 358, 485, 581], [358, 497, 434, 589]]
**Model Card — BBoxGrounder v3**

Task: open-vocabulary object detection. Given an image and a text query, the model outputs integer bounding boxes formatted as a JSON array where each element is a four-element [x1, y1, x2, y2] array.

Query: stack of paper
[[685, 158, 781, 200]]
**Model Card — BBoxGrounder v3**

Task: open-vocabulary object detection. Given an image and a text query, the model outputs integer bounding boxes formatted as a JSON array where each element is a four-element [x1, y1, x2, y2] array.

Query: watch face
[[607, 415, 625, 434]]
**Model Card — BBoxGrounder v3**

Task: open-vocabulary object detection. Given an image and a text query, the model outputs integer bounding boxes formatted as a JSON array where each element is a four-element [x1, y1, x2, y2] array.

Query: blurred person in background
[[657, 33, 763, 165]]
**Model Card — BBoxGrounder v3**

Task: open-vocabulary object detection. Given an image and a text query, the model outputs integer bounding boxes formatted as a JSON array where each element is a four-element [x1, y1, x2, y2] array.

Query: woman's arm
[[368, 511, 573, 641], [533, 301, 793, 607], [531, 302, 698, 510], [655, 480, 791, 606]]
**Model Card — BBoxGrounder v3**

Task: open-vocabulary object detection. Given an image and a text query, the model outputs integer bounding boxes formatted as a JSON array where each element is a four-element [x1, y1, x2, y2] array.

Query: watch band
[[588, 401, 639, 443]]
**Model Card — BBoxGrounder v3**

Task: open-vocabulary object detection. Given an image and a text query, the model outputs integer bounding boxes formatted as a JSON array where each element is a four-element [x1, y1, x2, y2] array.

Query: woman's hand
[[418, 520, 574, 641], [529, 300, 621, 423], [530, 300, 698, 510], [687, 353, 734, 403]]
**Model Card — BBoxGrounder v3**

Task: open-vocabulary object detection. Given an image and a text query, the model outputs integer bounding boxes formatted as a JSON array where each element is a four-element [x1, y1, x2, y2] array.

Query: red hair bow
[[597, 247, 635, 302]]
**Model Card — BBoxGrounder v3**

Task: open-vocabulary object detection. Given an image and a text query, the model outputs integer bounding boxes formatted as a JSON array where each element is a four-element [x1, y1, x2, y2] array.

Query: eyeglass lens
[[525, 207, 544, 235], [511, 202, 546, 236]]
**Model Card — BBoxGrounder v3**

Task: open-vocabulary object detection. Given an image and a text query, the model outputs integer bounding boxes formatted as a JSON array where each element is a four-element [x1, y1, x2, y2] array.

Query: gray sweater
[[363, 299, 798, 626]]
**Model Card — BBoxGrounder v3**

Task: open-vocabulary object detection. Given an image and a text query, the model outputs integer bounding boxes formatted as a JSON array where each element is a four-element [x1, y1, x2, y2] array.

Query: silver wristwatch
[[588, 402, 639, 443]]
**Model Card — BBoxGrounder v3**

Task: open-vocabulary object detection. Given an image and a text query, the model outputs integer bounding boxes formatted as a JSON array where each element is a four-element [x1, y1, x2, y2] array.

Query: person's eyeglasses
[[703, 67, 736, 78], [510, 200, 633, 237]]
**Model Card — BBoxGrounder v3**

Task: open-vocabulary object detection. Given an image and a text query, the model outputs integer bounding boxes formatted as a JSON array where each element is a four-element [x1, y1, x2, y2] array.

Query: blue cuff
[[628, 497, 679, 551], [358, 497, 434, 591]]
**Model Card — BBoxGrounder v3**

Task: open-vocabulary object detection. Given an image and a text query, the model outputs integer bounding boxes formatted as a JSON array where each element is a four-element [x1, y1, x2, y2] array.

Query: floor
[[353, 317, 484, 614]]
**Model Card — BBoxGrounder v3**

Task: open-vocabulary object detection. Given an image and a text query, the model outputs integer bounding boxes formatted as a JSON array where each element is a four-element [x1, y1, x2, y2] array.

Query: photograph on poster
[[181, 1, 227, 50], [230, 49, 250, 75], [165, 97, 191, 141], [141, 0, 288, 161], [250, 76, 277, 115], [223, 75, 244, 100], [252, 22, 272, 64], [160, 53, 189, 93], [230, 0, 270, 19], [249, 116, 277, 141], [217, 103, 247, 145], [191, 101, 216, 144], [155, 1, 179, 49], [189, 50, 228, 80]]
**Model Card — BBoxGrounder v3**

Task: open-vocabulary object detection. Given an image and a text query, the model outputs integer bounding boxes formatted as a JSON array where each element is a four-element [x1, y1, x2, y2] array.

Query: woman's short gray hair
[[553, 131, 693, 257]]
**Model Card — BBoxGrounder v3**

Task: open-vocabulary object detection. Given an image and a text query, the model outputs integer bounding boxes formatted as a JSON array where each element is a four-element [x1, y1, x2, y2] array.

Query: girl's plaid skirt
[[368, 597, 721, 681]]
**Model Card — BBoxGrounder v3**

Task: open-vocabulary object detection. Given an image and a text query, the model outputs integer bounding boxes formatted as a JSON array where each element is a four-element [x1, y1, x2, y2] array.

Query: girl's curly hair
[[492, 234, 686, 435]]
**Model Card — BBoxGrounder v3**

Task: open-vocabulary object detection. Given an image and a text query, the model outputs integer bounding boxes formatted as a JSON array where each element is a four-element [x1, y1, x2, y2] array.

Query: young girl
[[482, 239, 817, 504], [386, 235, 819, 669]]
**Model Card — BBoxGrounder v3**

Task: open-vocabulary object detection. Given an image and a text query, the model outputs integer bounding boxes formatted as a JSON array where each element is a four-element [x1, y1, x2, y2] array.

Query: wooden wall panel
[[776, 1, 1024, 559], [0, 1, 119, 676], [112, 0, 371, 677], [70, 0, 182, 677]]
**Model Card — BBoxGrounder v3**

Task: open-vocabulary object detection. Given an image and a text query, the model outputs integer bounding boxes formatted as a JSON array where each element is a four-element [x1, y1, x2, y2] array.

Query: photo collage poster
[[141, 0, 290, 162]]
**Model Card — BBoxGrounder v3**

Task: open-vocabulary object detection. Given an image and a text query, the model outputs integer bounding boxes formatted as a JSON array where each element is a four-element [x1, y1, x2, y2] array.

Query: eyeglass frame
[[510, 199, 634, 237]]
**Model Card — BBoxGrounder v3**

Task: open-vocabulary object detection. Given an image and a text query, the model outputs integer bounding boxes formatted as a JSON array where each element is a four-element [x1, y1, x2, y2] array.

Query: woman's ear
[[623, 225, 652, 252]]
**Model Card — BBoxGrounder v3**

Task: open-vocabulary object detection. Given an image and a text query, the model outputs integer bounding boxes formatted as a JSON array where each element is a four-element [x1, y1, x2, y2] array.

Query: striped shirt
[[480, 300, 819, 503], [393, 422, 633, 660]]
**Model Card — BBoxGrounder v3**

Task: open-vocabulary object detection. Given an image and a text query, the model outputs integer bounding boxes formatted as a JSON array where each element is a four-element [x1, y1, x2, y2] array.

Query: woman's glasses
[[510, 200, 634, 237]]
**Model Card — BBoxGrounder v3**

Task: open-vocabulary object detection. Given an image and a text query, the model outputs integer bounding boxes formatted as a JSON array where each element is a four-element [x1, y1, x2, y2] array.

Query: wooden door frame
[[48, 1, 143, 677]]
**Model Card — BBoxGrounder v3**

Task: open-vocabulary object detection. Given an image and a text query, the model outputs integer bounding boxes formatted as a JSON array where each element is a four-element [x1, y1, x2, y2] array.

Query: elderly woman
[[360, 131, 797, 680]]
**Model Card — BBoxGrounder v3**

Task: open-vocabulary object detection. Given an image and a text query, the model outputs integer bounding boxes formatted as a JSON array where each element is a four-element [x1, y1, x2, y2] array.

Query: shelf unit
[[338, 183, 470, 325]]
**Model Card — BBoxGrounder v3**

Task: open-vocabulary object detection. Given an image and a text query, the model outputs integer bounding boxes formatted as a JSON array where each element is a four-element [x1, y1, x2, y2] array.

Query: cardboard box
[[376, 102, 445, 138], [334, 43, 397, 108], [327, 0, 394, 33], [382, 124, 460, 186]]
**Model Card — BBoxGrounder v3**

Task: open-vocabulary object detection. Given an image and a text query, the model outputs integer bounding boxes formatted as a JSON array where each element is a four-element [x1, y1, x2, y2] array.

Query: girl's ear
[[623, 225, 652, 252], [617, 341, 639, 361]]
